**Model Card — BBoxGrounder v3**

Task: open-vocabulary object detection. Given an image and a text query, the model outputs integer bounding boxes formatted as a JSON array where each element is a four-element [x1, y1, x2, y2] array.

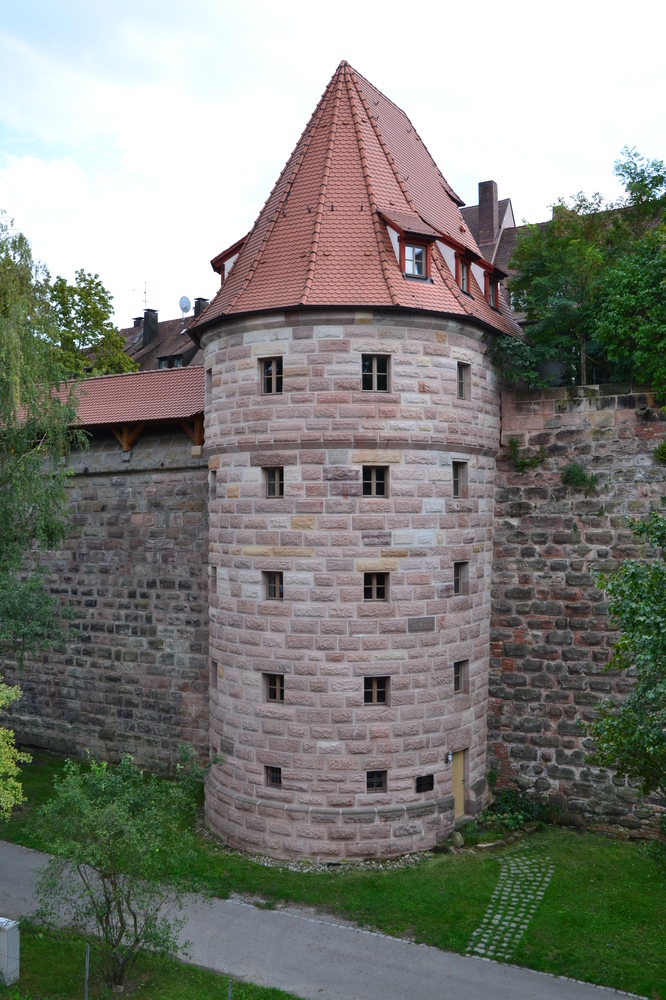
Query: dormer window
[[488, 278, 497, 309], [458, 259, 470, 294], [404, 243, 426, 277]]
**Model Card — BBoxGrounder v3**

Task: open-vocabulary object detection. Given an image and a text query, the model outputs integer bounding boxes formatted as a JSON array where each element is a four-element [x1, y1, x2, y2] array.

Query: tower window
[[264, 572, 284, 600], [362, 466, 387, 497], [459, 259, 470, 293], [457, 362, 471, 400], [262, 357, 283, 394], [362, 355, 389, 392], [265, 467, 284, 498], [453, 562, 469, 597], [404, 243, 426, 277], [452, 461, 468, 499], [266, 766, 282, 788], [366, 770, 387, 792], [488, 278, 498, 308], [364, 676, 389, 704], [266, 673, 285, 702], [454, 659, 469, 694], [364, 572, 387, 601]]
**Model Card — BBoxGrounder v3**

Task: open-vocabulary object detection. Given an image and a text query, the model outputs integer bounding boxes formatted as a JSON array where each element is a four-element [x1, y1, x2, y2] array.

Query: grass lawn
[[4, 752, 666, 998], [0, 924, 300, 1000]]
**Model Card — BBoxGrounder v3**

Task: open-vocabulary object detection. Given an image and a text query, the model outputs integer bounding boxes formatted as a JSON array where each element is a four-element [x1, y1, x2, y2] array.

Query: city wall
[[2, 426, 209, 770], [490, 384, 666, 835]]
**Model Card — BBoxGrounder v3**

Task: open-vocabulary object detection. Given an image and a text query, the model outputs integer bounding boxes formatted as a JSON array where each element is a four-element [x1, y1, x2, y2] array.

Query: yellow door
[[452, 750, 465, 819]]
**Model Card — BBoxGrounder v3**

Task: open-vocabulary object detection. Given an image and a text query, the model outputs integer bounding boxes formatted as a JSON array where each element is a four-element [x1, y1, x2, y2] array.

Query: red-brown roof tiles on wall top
[[72, 367, 204, 426], [195, 61, 521, 337]]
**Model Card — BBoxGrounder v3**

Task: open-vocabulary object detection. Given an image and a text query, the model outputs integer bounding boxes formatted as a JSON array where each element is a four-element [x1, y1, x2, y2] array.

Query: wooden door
[[452, 750, 465, 819]]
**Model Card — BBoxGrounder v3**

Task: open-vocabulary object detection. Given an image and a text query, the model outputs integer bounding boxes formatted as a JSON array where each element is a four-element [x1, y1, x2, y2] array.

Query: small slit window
[[210, 660, 218, 690], [452, 461, 468, 499], [362, 355, 389, 392], [367, 770, 387, 793], [460, 259, 470, 293], [453, 562, 469, 597], [404, 243, 426, 277], [266, 766, 282, 788], [265, 571, 284, 601], [262, 357, 283, 395], [457, 362, 471, 400], [488, 278, 498, 308], [364, 676, 389, 705], [265, 467, 284, 498], [266, 673, 285, 702], [362, 466, 387, 497], [454, 659, 469, 695], [364, 572, 387, 601]]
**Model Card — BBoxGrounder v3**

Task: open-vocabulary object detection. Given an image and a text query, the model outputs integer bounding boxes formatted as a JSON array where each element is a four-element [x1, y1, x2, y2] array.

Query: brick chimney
[[143, 308, 158, 348], [478, 180, 498, 246], [194, 297, 209, 318]]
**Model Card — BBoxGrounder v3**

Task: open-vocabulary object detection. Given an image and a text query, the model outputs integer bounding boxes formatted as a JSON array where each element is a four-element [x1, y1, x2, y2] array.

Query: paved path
[[0, 839, 643, 1000]]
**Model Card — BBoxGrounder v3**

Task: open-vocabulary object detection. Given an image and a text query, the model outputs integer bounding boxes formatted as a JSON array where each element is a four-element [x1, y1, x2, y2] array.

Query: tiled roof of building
[[194, 62, 521, 338], [72, 367, 204, 426], [120, 315, 203, 371], [459, 198, 512, 247]]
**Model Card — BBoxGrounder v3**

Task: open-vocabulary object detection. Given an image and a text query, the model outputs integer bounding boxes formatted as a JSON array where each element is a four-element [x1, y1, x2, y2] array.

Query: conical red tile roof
[[195, 62, 520, 337]]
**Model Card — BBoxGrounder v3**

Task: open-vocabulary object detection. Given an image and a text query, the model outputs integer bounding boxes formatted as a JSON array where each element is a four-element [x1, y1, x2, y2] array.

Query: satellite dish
[[179, 295, 191, 313]]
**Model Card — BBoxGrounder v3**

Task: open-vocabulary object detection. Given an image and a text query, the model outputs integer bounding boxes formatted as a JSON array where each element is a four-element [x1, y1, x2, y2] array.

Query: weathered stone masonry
[[490, 385, 666, 835], [3, 426, 209, 769]]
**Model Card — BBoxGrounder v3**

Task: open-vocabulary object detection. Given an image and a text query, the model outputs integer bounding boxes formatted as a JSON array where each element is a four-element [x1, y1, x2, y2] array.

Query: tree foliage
[[493, 148, 666, 388], [35, 751, 205, 986], [0, 681, 31, 821], [591, 511, 666, 796]]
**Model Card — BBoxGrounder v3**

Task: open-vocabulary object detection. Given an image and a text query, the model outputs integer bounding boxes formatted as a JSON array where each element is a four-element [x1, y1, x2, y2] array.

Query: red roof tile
[[195, 62, 521, 338], [72, 367, 204, 426]]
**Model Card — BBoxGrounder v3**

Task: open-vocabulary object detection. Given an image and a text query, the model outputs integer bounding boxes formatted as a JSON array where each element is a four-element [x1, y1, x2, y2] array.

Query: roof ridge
[[345, 67, 399, 307], [349, 65, 419, 218], [301, 64, 343, 304], [223, 74, 336, 315], [350, 65, 463, 207]]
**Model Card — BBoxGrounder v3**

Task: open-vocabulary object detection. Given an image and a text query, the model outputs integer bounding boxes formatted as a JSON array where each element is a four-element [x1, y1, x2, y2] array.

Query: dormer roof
[[194, 62, 520, 338]]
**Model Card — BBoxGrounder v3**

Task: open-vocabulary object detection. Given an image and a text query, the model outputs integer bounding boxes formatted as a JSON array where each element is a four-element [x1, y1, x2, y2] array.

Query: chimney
[[478, 180, 499, 246], [194, 297, 209, 318], [132, 316, 143, 328], [143, 308, 158, 348]]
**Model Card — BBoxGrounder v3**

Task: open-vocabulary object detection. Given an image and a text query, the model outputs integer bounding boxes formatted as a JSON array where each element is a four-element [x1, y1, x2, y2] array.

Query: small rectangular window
[[362, 355, 389, 392], [362, 466, 387, 497], [454, 659, 469, 694], [210, 564, 217, 594], [173, 355, 183, 368], [266, 766, 282, 788], [266, 673, 285, 702], [460, 260, 470, 293], [457, 362, 471, 400], [416, 774, 434, 793], [488, 279, 497, 308], [366, 769, 387, 792], [364, 676, 389, 705], [265, 571, 284, 600], [265, 467, 284, 498], [364, 572, 387, 601], [452, 461, 468, 499], [210, 660, 218, 690], [262, 357, 283, 395], [158, 358, 169, 369], [405, 243, 425, 276], [453, 562, 469, 597]]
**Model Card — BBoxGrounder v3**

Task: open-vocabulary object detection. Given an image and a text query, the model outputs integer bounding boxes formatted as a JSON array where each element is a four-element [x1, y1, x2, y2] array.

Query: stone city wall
[[2, 426, 209, 770], [490, 384, 666, 836]]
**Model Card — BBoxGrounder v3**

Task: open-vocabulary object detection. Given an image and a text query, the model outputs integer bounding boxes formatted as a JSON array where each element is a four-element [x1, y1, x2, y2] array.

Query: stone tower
[[190, 61, 521, 859]]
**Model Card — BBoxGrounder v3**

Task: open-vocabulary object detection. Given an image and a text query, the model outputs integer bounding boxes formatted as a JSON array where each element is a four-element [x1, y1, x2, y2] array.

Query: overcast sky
[[1, 0, 664, 326]]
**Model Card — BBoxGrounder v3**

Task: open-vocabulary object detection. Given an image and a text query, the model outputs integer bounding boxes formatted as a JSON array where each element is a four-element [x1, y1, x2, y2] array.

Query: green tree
[[493, 148, 666, 388], [594, 223, 666, 399], [0, 680, 31, 821], [35, 751, 205, 986], [591, 511, 666, 795], [49, 269, 138, 378]]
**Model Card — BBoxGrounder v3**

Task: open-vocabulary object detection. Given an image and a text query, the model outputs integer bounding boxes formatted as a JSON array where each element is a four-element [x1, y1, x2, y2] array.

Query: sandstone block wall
[[202, 309, 500, 858], [490, 385, 666, 835], [2, 427, 209, 770]]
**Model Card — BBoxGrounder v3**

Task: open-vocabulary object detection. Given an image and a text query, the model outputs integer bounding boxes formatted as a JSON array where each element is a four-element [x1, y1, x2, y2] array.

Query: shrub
[[560, 462, 598, 495]]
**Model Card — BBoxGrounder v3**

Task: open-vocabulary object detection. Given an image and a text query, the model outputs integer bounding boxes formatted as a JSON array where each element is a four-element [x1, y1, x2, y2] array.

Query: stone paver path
[[467, 848, 554, 959]]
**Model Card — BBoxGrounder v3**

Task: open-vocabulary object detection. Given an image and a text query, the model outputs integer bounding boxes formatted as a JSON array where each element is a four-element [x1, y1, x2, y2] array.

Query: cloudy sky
[[1, 0, 664, 326]]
